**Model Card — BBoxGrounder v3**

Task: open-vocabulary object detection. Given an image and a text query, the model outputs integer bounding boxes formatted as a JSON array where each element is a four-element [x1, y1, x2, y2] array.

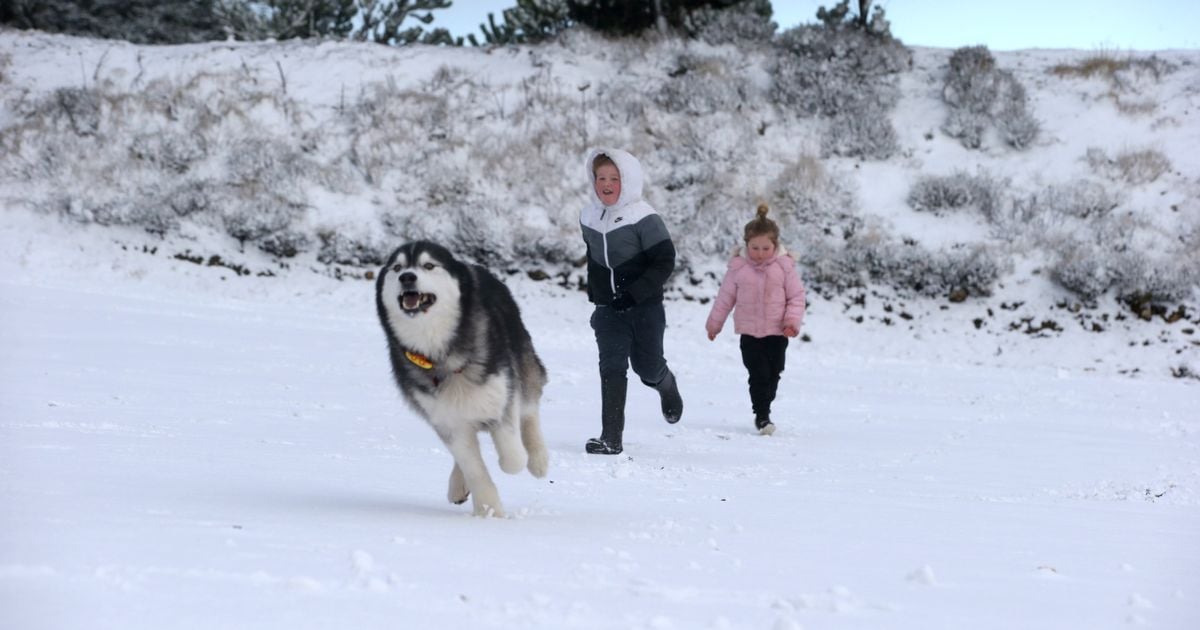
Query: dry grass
[[1050, 50, 1128, 80], [1051, 50, 1176, 86]]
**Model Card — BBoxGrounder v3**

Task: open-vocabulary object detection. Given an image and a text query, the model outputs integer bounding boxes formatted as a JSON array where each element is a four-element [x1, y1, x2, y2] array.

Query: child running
[[704, 204, 806, 435]]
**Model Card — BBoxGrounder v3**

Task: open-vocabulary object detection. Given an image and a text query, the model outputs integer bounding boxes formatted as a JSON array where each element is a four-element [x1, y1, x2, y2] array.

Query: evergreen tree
[[217, 0, 357, 41], [470, 0, 571, 46], [353, 0, 455, 45], [565, 0, 765, 38], [566, 0, 654, 37], [1, 0, 224, 44]]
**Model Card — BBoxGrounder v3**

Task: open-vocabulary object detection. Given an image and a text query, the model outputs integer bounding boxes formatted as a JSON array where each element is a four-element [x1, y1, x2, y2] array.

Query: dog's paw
[[473, 501, 505, 519], [447, 466, 469, 504], [497, 449, 528, 475], [526, 448, 549, 478]]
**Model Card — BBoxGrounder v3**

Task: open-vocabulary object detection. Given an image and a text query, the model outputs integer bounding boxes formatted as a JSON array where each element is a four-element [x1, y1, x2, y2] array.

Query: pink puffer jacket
[[705, 247, 806, 339]]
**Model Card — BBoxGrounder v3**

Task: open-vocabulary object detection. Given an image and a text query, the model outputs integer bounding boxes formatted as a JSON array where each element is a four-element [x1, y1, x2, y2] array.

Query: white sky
[[428, 0, 1200, 50]]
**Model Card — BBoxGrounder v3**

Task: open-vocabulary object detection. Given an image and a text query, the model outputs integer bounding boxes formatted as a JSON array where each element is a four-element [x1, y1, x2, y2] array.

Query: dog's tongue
[[402, 292, 422, 310]]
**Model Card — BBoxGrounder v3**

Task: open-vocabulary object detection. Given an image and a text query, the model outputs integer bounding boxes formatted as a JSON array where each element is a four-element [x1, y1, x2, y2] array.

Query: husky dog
[[375, 241, 549, 517]]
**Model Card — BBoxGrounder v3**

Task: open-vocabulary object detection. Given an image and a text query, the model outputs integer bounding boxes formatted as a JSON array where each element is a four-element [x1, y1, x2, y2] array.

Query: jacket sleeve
[[625, 214, 676, 304], [705, 260, 739, 335], [782, 257, 806, 330]]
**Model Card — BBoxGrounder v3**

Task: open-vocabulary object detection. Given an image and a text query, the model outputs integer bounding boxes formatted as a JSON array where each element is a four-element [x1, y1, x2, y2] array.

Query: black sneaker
[[585, 438, 623, 455], [754, 415, 775, 436]]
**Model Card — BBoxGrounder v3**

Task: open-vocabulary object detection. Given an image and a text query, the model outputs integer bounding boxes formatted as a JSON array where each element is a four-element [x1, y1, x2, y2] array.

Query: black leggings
[[739, 335, 788, 417]]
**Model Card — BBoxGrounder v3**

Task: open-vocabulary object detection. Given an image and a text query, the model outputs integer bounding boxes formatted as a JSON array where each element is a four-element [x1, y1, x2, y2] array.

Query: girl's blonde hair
[[743, 203, 780, 245]]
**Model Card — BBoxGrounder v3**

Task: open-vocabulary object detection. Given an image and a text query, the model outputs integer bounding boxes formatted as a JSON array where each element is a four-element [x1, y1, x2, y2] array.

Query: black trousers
[[590, 301, 669, 385], [739, 334, 788, 418]]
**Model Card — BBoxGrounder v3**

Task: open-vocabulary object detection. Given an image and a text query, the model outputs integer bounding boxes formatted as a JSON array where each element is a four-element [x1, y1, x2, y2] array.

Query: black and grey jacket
[[580, 148, 676, 307]]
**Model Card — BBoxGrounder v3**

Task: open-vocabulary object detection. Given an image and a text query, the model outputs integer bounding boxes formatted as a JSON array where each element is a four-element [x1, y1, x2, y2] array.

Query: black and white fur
[[375, 241, 549, 517]]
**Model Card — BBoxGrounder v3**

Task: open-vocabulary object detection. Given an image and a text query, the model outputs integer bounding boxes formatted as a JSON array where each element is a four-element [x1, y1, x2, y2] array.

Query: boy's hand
[[783, 324, 799, 337], [609, 292, 635, 312]]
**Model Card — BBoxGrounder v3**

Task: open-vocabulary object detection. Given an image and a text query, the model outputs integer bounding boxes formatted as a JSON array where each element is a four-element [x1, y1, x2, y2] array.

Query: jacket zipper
[[601, 207, 616, 294]]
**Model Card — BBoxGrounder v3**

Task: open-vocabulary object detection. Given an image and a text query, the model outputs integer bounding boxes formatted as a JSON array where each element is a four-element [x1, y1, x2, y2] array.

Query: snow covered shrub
[[837, 229, 1001, 297], [686, 0, 776, 46], [770, 155, 861, 238], [907, 172, 975, 214], [994, 80, 1039, 149], [771, 22, 909, 117], [1050, 240, 1113, 300], [1113, 255, 1198, 307], [259, 230, 312, 259], [1086, 147, 1171, 185], [907, 170, 1005, 219], [129, 132, 208, 174], [222, 199, 304, 246], [942, 46, 1039, 150], [820, 99, 897, 160], [1047, 210, 1198, 303], [1036, 180, 1120, 219], [219, 136, 316, 248], [769, 6, 909, 159], [316, 231, 386, 267], [655, 52, 756, 116], [164, 180, 213, 218], [938, 244, 1003, 297], [46, 87, 102, 137]]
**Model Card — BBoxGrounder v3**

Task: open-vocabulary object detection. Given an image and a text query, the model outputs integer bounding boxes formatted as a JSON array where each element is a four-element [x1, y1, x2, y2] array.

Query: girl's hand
[[783, 324, 799, 338]]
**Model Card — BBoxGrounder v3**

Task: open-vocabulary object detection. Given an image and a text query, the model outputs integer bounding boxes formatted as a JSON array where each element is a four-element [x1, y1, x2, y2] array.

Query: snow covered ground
[[2, 213, 1198, 630]]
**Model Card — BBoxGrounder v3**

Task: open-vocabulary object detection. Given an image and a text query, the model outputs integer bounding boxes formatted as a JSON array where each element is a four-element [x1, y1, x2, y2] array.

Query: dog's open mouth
[[400, 291, 437, 315]]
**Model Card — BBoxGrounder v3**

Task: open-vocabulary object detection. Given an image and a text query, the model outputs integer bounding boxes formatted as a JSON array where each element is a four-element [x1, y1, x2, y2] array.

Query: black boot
[[755, 413, 775, 436], [586, 376, 626, 455], [652, 370, 683, 424]]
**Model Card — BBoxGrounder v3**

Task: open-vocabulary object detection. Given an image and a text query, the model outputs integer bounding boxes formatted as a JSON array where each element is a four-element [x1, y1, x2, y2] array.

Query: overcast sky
[[427, 0, 1200, 50]]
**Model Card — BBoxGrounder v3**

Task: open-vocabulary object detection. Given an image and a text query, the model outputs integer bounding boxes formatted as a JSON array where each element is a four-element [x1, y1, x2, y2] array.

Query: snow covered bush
[[1050, 239, 1113, 300], [770, 154, 861, 239], [1086, 146, 1172, 185], [1047, 210, 1198, 304], [685, 0, 776, 46], [834, 228, 1002, 298], [942, 46, 1039, 150], [820, 100, 897, 160], [906, 171, 1005, 217], [769, 7, 910, 159], [655, 52, 758, 116], [1034, 180, 1120, 219], [316, 230, 386, 267]]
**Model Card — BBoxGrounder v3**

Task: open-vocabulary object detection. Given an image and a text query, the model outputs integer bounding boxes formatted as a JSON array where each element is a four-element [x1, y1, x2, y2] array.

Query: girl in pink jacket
[[705, 204, 806, 435]]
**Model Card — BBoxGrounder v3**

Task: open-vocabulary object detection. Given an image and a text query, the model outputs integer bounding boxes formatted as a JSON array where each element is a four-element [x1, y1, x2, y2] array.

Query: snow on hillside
[[1, 27, 1199, 630]]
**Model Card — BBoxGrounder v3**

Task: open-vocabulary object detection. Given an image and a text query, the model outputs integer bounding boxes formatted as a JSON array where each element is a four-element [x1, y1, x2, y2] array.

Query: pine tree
[[470, 0, 570, 46], [353, 0, 455, 45], [566, 0, 654, 37], [565, 0, 765, 38], [1, 0, 225, 44]]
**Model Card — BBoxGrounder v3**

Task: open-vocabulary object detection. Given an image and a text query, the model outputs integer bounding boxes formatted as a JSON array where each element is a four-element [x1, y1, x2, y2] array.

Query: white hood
[[585, 147, 645, 211]]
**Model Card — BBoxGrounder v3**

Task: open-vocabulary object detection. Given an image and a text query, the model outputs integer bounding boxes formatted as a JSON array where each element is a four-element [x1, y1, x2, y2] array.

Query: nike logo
[[614, 216, 624, 224]]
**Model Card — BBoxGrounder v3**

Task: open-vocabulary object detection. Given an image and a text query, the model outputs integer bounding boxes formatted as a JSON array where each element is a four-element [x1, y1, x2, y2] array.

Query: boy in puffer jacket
[[580, 148, 684, 455], [705, 204, 806, 435]]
